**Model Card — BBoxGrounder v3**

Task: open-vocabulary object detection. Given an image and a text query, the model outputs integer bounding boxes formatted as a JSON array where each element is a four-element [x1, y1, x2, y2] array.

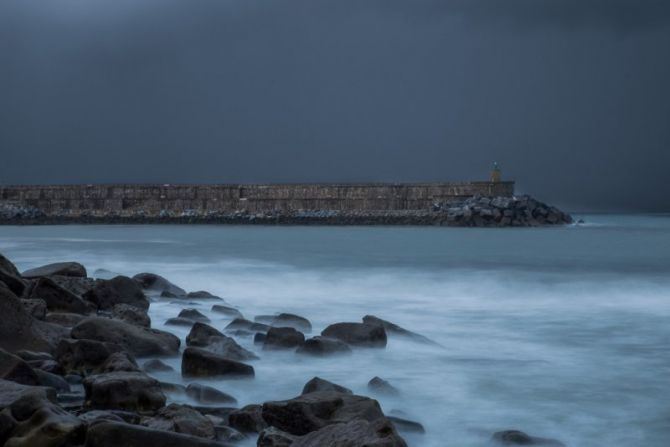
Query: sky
[[1, 0, 669, 212]]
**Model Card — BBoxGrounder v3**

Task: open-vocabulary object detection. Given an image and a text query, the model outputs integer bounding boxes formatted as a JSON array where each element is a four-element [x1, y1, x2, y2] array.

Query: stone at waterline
[[227, 404, 267, 433], [296, 336, 351, 356], [387, 416, 425, 434], [0, 348, 40, 386], [211, 304, 243, 319], [142, 403, 216, 440], [55, 338, 123, 375], [181, 347, 255, 378], [187, 290, 223, 300], [22, 262, 87, 278], [263, 326, 305, 349], [133, 272, 187, 296], [362, 315, 439, 346], [492, 430, 566, 446], [143, 359, 174, 373], [33, 369, 70, 392], [166, 317, 197, 327], [85, 421, 233, 447], [257, 427, 298, 447], [186, 322, 258, 361], [368, 376, 400, 395], [186, 383, 237, 404], [113, 303, 151, 327], [99, 351, 141, 373], [26, 277, 93, 314], [225, 318, 270, 333], [179, 308, 211, 323], [290, 417, 407, 447], [84, 275, 149, 311], [321, 322, 387, 348], [83, 371, 166, 412], [301, 377, 352, 395], [3, 402, 86, 447]]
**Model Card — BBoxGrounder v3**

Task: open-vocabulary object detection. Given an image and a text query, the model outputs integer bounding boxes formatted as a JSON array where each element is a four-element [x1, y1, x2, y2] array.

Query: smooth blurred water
[[1, 214, 670, 447]]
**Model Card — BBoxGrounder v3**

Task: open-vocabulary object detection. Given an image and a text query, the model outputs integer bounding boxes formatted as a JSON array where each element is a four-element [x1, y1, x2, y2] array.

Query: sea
[[1, 214, 669, 447]]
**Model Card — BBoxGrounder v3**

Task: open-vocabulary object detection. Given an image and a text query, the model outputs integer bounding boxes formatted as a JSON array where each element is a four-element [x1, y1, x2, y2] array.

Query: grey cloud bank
[[1, 0, 669, 211]]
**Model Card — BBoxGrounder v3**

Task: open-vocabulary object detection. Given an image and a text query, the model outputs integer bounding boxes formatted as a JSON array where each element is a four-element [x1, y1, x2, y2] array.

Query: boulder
[[270, 313, 312, 333], [387, 416, 425, 434], [16, 351, 53, 362], [254, 333, 266, 344], [26, 277, 93, 314], [187, 291, 222, 300], [0, 380, 55, 413], [492, 430, 565, 446], [143, 359, 174, 373], [0, 255, 27, 296], [291, 417, 407, 447], [83, 371, 166, 412], [227, 404, 267, 433], [113, 303, 151, 327], [261, 391, 385, 436], [264, 327, 305, 349], [321, 323, 387, 348], [99, 352, 141, 373], [181, 347, 254, 378], [179, 308, 211, 322], [79, 409, 135, 425], [22, 262, 87, 278], [214, 425, 244, 443], [368, 377, 399, 395], [49, 275, 99, 298], [302, 377, 352, 395], [44, 312, 86, 328], [211, 305, 243, 319], [186, 383, 237, 404], [20, 299, 47, 320], [133, 273, 186, 296], [85, 421, 233, 447], [362, 315, 438, 345], [186, 322, 225, 347], [55, 338, 123, 375], [0, 411, 16, 446], [143, 403, 216, 440], [166, 317, 197, 327], [257, 427, 298, 447], [71, 317, 180, 356], [34, 369, 70, 392], [0, 254, 21, 277], [225, 318, 270, 333], [297, 336, 351, 356], [4, 402, 86, 447], [186, 323, 257, 361], [83, 276, 149, 311], [0, 349, 40, 386]]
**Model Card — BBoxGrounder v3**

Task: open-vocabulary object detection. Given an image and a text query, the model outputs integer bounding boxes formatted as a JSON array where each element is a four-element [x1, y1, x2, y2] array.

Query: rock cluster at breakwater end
[[0, 194, 571, 226], [0, 252, 568, 447]]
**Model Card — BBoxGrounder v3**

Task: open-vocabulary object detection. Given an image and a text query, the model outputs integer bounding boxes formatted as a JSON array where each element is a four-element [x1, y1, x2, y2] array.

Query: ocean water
[[1, 214, 670, 447]]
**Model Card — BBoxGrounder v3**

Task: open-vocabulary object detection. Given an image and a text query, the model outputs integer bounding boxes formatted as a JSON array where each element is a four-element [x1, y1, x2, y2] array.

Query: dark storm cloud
[[1, 0, 669, 211]]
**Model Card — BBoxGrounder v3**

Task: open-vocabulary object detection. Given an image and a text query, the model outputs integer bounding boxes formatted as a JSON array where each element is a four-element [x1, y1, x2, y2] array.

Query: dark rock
[[15, 351, 53, 362], [362, 315, 438, 346], [264, 327, 305, 349], [44, 312, 86, 327], [71, 317, 180, 356], [4, 402, 86, 447], [20, 298, 47, 320], [186, 322, 225, 347], [55, 338, 123, 375], [254, 315, 276, 324], [162, 290, 179, 298], [143, 403, 216, 440], [0, 348, 40, 386], [211, 304, 243, 318], [254, 333, 266, 344], [0, 410, 16, 446], [228, 404, 267, 433], [291, 417, 407, 447], [302, 377, 352, 395], [0, 379, 55, 413], [83, 371, 166, 412], [387, 416, 425, 434], [186, 383, 237, 404], [99, 352, 141, 373], [160, 382, 187, 394], [179, 308, 211, 322], [297, 336, 352, 356], [65, 373, 83, 384], [258, 427, 298, 447], [133, 272, 186, 296], [85, 421, 233, 447], [187, 291, 222, 300], [368, 377, 400, 395], [271, 313, 312, 333], [213, 425, 245, 443], [26, 277, 93, 314], [84, 276, 149, 311], [22, 262, 87, 278], [79, 410, 129, 425], [34, 369, 70, 392], [26, 358, 62, 375], [492, 430, 565, 446], [0, 255, 27, 296], [0, 254, 21, 277], [321, 323, 387, 348], [261, 391, 385, 436], [181, 347, 254, 378], [186, 323, 257, 361], [113, 303, 151, 327], [49, 275, 99, 298], [166, 317, 197, 327], [143, 359, 174, 373], [225, 318, 270, 333]]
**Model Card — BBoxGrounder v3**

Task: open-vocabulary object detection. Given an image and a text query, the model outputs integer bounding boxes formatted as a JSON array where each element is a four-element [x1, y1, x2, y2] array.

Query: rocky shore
[[0, 195, 572, 227], [0, 252, 568, 447]]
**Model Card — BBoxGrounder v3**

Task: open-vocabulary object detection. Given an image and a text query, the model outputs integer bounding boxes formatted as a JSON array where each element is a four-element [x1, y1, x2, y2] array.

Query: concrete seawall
[[0, 182, 515, 217]]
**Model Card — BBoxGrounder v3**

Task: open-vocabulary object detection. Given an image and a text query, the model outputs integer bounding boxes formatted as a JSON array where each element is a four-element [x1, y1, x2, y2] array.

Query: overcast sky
[[1, 0, 669, 211]]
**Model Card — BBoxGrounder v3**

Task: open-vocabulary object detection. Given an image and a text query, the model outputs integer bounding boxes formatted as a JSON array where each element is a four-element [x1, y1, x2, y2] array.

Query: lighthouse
[[490, 162, 501, 183]]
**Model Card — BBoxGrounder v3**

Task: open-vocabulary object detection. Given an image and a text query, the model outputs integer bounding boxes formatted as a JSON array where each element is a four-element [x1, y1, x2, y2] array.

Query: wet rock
[[254, 333, 266, 344], [143, 403, 216, 440], [181, 347, 254, 378], [258, 427, 298, 447], [228, 404, 268, 433], [368, 377, 400, 395], [162, 290, 179, 298], [186, 322, 226, 347], [83, 371, 166, 412], [166, 317, 197, 327], [4, 402, 86, 447], [0, 348, 40, 386], [213, 425, 245, 443], [20, 298, 47, 320], [34, 369, 70, 392], [44, 312, 86, 327], [0, 411, 16, 446], [55, 338, 123, 375], [271, 313, 312, 333], [26, 358, 62, 375], [0, 253, 21, 277], [211, 304, 243, 319], [321, 322, 387, 348], [49, 275, 99, 298], [297, 336, 351, 356], [0, 255, 28, 296], [133, 272, 186, 296], [113, 303, 151, 327], [186, 383, 237, 404], [387, 416, 425, 434], [15, 351, 53, 362], [186, 323, 257, 361], [261, 391, 385, 436], [22, 262, 87, 278], [291, 417, 407, 447], [160, 382, 187, 394], [362, 315, 438, 346], [492, 430, 565, 446], [301, 377, 352, 395], [179, 308, 211, 323], [26, 277, 93, 314], [264, 327, 305, 349], [187, 291, 223, 300], [78, 409, 135, 425], [85, 421, 232, 447], [71, 317, 180, 356], [0, 380, 55, 413], [99, 352, 141, 373], [225, 318, 270, 333], [84, 276, 149, 311], [143, 359, 174, 373]]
